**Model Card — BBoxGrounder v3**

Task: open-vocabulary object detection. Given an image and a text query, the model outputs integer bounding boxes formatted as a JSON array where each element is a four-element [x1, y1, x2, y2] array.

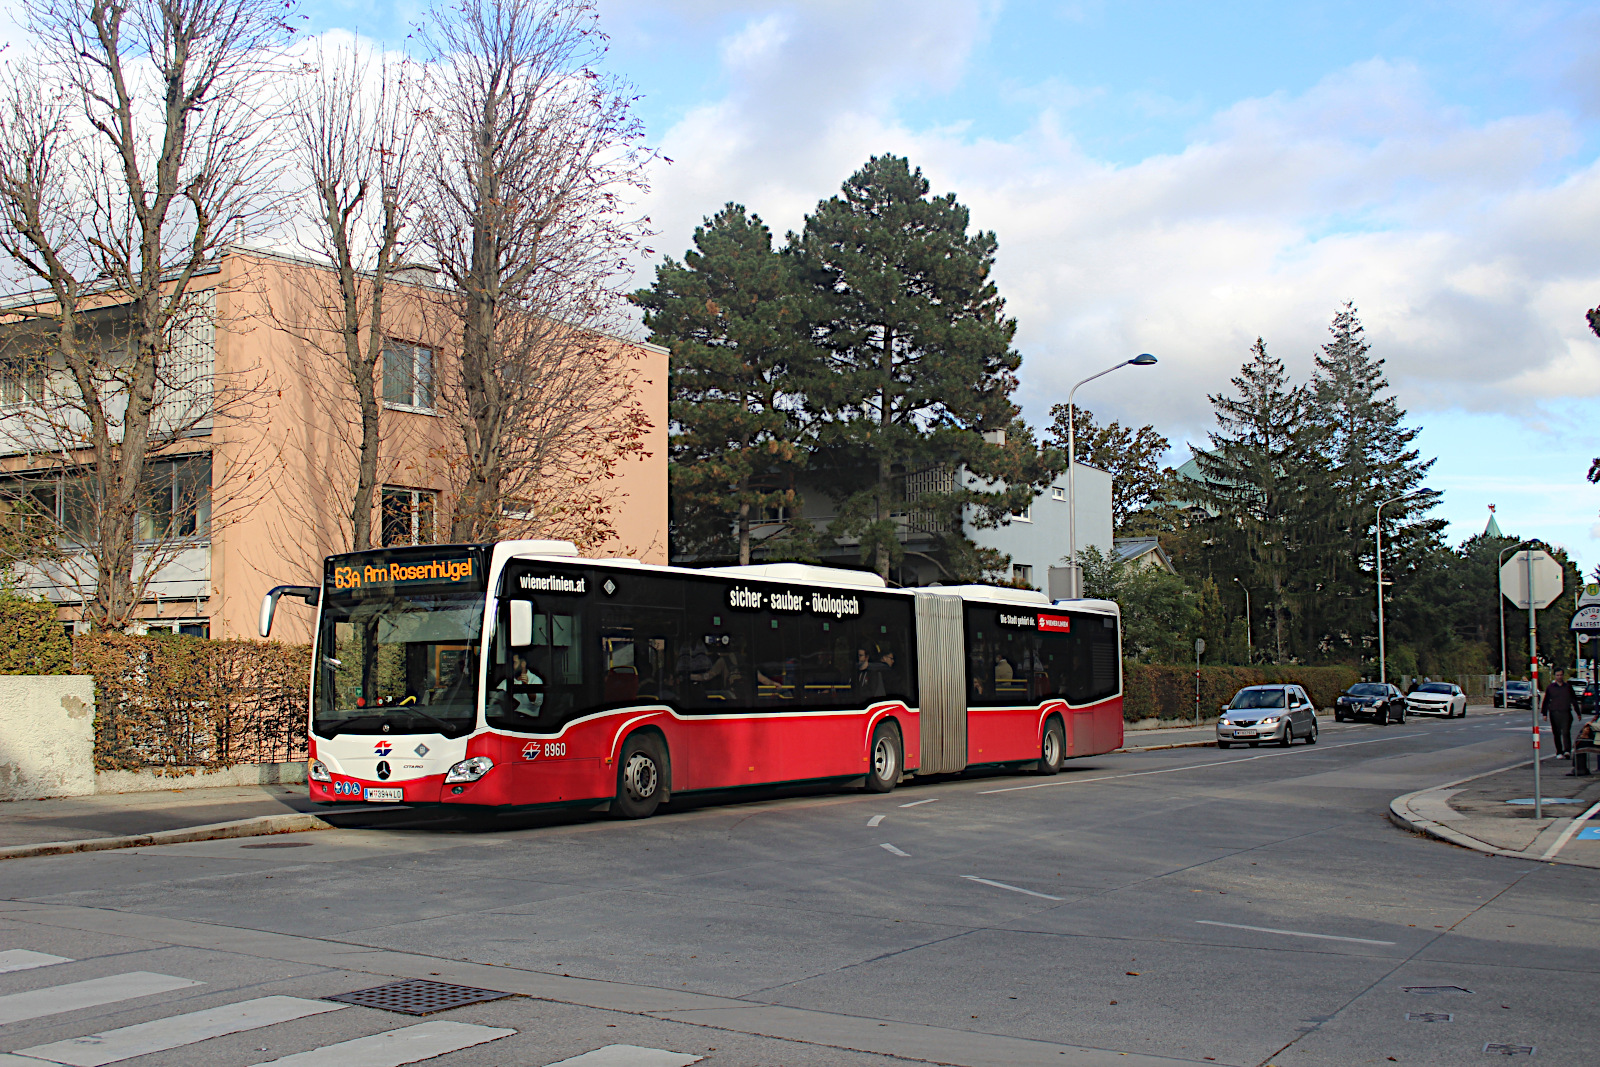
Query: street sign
[[1500, 550, 1564, 610], [1580, 583, 1600, 608], [1194, 638, 1205, 656], [1572, 606, 1600, 631]]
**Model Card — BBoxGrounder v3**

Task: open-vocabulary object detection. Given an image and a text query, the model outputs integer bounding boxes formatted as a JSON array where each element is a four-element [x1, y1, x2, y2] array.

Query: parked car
[[1334, 682, 1406, 724], [1217, 684, 1319, 748], [1572, 680, 1599, 715], [1406, 681, 1467, 718], [1494, 680, 1534, 709]]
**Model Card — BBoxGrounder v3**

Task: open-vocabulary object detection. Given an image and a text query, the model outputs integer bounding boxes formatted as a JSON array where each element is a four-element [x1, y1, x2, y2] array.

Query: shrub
[[0, 591, 71, 675], [1123, 662, 1361, 723], [75, 634, 311, 771]]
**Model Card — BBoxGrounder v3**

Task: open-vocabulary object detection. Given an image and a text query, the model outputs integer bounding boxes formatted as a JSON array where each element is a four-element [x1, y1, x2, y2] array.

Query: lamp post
[[1233, 576, 1251, 664], [1375, 491, 1426, 685], [1067, 354, 1157, 597], [1498, 538, 1538, 695]]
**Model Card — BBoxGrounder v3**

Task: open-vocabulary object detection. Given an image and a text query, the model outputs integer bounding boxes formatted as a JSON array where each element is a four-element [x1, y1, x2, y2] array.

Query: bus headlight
[[308, 759, 332, 782], [444, 756, 495, 783]]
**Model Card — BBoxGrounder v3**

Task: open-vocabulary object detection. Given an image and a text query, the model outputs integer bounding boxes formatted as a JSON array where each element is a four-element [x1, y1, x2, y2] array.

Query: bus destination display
[[332, 556, 477, 593]]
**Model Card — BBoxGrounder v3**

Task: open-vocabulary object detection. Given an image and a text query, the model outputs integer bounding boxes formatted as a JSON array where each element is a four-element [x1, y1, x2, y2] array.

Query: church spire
[[1485, 504, 1504, 539]]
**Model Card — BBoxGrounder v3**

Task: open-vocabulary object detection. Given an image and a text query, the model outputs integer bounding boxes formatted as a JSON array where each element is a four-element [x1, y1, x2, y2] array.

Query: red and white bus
[[261, 540, 1124, 818]]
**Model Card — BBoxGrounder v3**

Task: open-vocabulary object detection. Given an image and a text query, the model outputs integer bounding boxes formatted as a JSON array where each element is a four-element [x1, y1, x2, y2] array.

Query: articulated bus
[[260, 539, 1124, 818]]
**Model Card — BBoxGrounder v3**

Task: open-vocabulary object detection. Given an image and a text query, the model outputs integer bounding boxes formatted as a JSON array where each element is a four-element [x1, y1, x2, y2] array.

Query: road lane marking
[[246, 1021, 515, 1066], [1194, 920, 1395, 945], [541, 1044, 702, 1067], [899, 798, 938, 808], [0, 950, 71, 974], [1539, 800, 1600, 860], [879, 843, 909, 857], [18, 996, 347, 1066], [866, 814, 886, 827], [980, 734, 1427, 794], [960, 875, 1063, 901], [0, 973, 200, 1025]]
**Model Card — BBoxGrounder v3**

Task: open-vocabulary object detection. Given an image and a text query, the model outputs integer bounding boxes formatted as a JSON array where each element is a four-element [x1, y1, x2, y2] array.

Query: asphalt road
[[0, 707, 1594, 1067]]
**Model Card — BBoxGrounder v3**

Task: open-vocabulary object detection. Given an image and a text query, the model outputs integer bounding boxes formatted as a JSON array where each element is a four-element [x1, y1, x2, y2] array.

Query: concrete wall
[[0, 676, 96, 801], [95, 761, 306, 795]]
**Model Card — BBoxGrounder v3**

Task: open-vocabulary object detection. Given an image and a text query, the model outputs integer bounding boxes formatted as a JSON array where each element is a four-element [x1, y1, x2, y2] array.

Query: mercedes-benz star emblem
[[375, 760, 391, 780]]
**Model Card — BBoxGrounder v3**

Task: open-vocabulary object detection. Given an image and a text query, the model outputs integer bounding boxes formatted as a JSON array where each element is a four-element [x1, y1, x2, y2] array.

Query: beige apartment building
[[0, 249, 668, 644]]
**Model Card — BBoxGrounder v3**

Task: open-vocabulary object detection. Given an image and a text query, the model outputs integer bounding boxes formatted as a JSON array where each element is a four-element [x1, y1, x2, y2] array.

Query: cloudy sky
[[24, 0, 1600, 566]]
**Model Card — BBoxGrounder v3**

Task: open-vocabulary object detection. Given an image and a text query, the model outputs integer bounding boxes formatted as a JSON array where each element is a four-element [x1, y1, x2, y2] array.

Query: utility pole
[[1527, 547, 1541, 819]]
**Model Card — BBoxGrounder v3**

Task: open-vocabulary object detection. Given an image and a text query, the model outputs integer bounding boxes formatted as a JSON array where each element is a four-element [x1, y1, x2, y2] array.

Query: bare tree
[[284, 41, 422, 552], [0, 0, 293, 628], [417, 0, 655, 546]]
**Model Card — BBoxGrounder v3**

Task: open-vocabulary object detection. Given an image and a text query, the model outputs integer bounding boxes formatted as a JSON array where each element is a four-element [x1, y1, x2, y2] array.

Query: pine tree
[[633, 205, 810, 564], [1191, 339, 1324, 663], [791, 155, 1037, 581], [1308, 303, 1442, 660]]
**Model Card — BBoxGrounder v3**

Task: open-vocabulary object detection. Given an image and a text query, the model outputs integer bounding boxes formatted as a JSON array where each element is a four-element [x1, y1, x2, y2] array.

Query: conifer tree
[[1192, 339, 1323, 663], [1044, 405, 1170, 530], [792, 155, 1039, 581], [634, 205, 810, 564], [1308, 303, 1442, 656]]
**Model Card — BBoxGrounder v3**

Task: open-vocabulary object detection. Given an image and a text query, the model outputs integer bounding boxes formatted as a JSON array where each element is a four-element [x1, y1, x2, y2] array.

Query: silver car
[[1217, 684, 1319, 748], [1406, 681, 1467, 717]]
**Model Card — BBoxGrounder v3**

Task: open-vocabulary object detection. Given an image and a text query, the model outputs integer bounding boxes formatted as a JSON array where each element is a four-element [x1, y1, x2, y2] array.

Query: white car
[[1406, 681, 1467, 717]]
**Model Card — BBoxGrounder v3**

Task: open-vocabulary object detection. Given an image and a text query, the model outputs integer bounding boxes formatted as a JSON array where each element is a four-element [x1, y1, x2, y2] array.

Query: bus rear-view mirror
[[510, 599, 534, 647]]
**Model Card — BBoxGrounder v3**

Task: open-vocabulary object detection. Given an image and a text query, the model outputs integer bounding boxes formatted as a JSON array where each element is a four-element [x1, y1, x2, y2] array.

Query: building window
[[1052, 486, 1065, 501], [1012, 503, 1033, 523], [383, 343, 434, 411], [138, 456, 211, 541], [142, 619, 210, 638], [382, 487, 436, 547], [0, 358, 45, 406], [1013, 564, 1034, 588]]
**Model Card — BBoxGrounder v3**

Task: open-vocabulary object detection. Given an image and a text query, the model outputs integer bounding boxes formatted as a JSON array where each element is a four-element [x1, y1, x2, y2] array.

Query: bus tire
[[613, 732, 666, 819], [1037, 716, 1065, 775], [864, 722, 902, 793]]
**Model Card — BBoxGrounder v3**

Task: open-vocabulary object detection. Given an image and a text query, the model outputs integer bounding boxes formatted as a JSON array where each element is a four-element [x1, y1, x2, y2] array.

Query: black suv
[[1335, 682, 1407, 724]]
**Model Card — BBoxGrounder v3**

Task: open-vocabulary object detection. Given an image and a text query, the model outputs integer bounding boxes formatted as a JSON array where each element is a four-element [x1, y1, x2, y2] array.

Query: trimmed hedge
[[1123, 663, 1361, 724], [75, 634, 311, 771], [0, 592, 72, 675]]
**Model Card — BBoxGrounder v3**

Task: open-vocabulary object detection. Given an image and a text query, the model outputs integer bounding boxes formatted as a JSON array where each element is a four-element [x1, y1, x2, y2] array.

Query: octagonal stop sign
[[1500, 549, 1564, 610]]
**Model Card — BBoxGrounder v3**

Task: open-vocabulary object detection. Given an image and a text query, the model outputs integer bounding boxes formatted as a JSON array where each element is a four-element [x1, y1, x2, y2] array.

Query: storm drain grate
[[1405, 985, 1474, 995], [325, 979, 515, 1015], [1484, 1044, 1535, 1056], [1406, 1012, 1453, 1022]]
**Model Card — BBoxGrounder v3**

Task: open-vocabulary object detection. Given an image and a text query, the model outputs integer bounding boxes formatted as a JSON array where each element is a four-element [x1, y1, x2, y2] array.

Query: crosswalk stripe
[[246, 1020, 515, 1066], [542, 1045, 703, 1067], [0, 953, 71, 976], [0, 973, 200, 1026], [15, 996, 346, 1067]]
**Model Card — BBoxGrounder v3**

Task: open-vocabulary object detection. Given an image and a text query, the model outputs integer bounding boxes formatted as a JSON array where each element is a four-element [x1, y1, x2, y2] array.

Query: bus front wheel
[[613, 733, 666, 819], [864, 722, 902, 793]]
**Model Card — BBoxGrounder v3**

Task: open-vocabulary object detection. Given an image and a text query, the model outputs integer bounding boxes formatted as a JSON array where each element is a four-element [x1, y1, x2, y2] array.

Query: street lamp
[[1375, 491, 1427, 685], [1066, 353, 1157, 597], [1498, 538, 1539, 693], [1233, 576, 1251, 664]]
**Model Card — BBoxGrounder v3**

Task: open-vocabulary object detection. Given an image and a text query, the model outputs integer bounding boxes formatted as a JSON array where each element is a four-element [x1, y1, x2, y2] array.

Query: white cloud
[[631, 4, 1600, 448]]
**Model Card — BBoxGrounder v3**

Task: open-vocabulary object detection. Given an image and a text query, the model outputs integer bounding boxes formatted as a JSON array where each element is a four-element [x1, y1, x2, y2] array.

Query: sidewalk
[[1390, 754, 1600, 869]]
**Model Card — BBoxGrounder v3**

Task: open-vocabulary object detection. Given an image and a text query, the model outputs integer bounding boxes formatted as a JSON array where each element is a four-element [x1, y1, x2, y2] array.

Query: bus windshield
[[313, 590, 485, 739]]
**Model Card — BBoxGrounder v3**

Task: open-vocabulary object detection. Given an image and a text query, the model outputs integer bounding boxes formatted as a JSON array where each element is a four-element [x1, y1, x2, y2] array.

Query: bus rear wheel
[[1038, 716, 1065, 775], [613, 733, 666, 819], [864, 722, 902, 793]]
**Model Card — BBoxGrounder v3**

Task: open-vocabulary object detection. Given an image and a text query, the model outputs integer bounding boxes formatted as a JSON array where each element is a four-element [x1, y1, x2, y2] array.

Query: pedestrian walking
[[1544, 668, 1577, 759]]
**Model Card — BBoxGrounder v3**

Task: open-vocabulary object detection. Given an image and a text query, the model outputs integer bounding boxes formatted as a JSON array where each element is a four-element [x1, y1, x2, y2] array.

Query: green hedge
[[0, 592, 71, 675], [1123, 663, 1361, 724]]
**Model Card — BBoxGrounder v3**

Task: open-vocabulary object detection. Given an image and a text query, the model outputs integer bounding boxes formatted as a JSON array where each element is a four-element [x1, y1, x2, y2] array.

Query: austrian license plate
[[363, 787, 403, 803], [1233, 730, 1256, 738]]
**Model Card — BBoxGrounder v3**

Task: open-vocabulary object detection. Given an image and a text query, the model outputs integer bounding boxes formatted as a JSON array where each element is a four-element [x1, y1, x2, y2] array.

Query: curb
[[0, 812, 334, 863], [1120, 740, 1216, 752], [1387, 757, 1598, 868]]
